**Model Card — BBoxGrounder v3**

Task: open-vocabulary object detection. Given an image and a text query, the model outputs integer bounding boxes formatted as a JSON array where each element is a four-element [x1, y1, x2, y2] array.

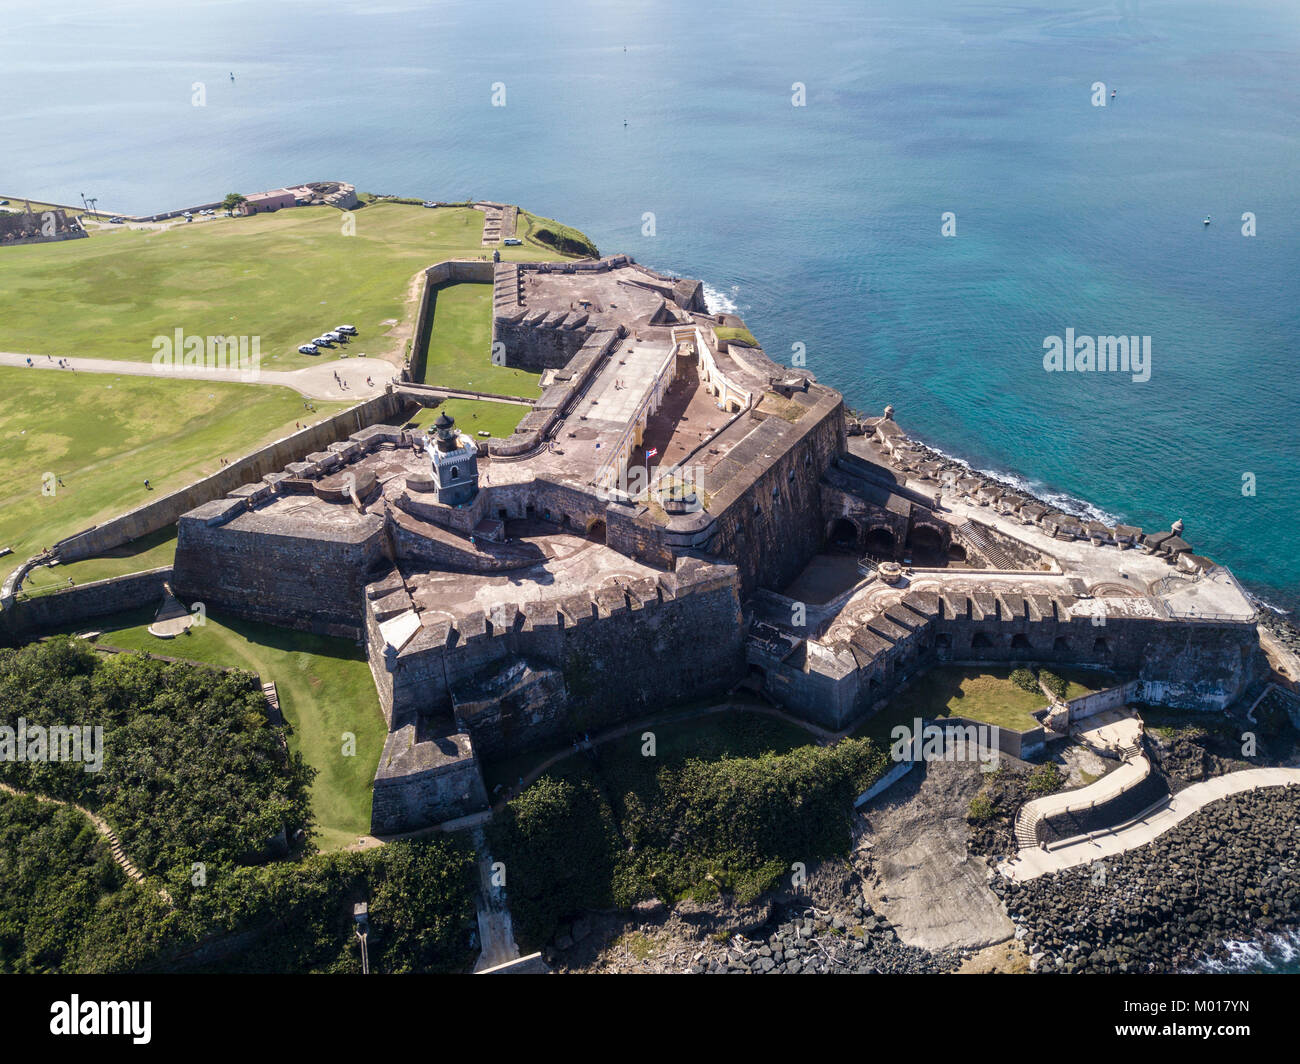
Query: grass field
[[405, 398, 527, 439], [0, 202, 587, 370], [414, 282, 540, 397], [854, 665, 1115, 742], [51, 607, 387, 852], [0, 366, 350, 569], [20, 526, 178, 596]]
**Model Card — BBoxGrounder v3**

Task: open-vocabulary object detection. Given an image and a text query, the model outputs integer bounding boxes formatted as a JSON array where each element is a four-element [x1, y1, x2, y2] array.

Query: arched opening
[[450, 467, 460, 480], [1053, 636, 1071, 653], [906, 523, 947, 565], [828, 518, 859, 549], [1093, 637, 1109, 655], [935, 633, 952, 649], [947, 542, 968, 563], [971, 632, 995, 649], [1011, 633, 1032, 649], [864, 527, 896, 558], [587, 519, 607, 544]]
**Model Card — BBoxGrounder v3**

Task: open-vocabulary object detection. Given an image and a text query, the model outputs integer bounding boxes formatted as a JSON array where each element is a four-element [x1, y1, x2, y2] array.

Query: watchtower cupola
[[423, 412, 480, 506]]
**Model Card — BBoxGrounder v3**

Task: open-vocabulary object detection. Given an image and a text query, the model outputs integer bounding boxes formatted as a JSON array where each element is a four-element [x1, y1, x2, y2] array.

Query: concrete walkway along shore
[[999, 767, 1300, 881]]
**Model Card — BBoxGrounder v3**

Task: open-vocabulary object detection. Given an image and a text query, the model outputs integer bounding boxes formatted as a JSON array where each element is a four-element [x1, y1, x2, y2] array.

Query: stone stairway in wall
[[956, 520, 1017, 570]]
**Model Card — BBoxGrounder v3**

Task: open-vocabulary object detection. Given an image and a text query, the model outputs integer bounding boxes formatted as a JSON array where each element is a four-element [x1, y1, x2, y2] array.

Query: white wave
[[1194, 929, 1300, 972], [702, 282, 741, 316], [911, 439, 1124, 526]]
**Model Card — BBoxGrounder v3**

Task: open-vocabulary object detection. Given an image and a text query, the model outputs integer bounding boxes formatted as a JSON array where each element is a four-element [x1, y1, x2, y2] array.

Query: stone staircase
[[1015, 809, 1043, 849], [956, 520, 1016, 570]]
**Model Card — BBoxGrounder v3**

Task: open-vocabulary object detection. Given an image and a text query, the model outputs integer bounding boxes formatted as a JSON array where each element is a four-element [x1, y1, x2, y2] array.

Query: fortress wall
[[50, 392, 407, 564], [407, 260, 495, 383], [934, 608, 1262, 709], [0, 567, 173, 641], [378, 561, 744, 750], [370, 726, 490, 836], [172, 521, 386, 636], [493, 319, 591, 371], [697, 394, 845, 595]]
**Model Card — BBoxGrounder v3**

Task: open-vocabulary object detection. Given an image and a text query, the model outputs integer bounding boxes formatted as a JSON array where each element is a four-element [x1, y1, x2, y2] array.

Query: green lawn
[[404, 398, 526, 439], [0, 202, 587, 370], [415, 282, 540, 397], [0, 366, 351, 570], [20, 526, 178, 596], [52, 607, 386, 852], [854, 666, 1053, 741]]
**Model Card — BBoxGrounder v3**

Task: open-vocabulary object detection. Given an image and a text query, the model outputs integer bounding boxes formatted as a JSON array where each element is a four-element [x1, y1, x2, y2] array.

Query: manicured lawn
[[0, 366, 350, 570], [53, 607, 386, 853], [0, 202, 587, 370], [855, 666, 1052, 742], [20, 526, 178, 596], [415, 282, 540, 397], [404, 398, 527, 439]]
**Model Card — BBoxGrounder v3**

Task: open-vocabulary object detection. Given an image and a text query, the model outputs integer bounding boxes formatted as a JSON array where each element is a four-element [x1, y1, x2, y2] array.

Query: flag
[[645, 447, 659, 460]]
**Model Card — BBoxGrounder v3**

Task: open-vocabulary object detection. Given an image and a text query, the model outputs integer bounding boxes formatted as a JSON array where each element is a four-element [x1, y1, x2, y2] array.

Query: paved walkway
[[0, 350, 400, 401], [999, 766, 1300, 881]]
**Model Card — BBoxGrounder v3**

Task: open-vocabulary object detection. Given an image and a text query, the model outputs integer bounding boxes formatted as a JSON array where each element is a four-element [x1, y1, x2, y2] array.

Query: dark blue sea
[[2, 0, 1299, 972]]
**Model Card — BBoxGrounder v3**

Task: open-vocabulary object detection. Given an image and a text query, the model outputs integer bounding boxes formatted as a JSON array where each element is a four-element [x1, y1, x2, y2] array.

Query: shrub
[[1026, 762, 1064, 794], [1010, 667, 1039, 693], [968, 792, 996, 821], [1038, 670, 1068, 700]]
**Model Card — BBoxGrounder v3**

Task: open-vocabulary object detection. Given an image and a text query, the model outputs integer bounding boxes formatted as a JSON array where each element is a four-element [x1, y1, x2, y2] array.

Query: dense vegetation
[[0, 639, 475, 973], [489, 728, 888, 951]]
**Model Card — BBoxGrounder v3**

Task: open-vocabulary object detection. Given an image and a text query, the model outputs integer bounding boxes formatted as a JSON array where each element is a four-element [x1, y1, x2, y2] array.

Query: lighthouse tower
[[423, 411, 479, 506]]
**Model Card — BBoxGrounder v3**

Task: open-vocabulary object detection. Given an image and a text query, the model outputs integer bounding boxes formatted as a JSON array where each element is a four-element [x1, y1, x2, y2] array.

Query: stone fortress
[[168, 253, 1264, 835]]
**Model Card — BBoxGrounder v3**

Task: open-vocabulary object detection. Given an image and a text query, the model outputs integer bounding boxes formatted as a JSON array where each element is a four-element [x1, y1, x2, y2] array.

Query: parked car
[[503, 237, 522, 246], [422, 201, 437, 208], [109, 217, 125, 224], [336, 324, 358, 335], [0, 199, 8, 206], [323, 331, 345, 343], [313, 337, 335, 348], [298, 344, 319, 355]]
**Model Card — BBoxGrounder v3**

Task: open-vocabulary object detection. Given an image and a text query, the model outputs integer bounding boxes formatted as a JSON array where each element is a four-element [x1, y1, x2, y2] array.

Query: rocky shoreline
[[992, 785, 1300, 973]]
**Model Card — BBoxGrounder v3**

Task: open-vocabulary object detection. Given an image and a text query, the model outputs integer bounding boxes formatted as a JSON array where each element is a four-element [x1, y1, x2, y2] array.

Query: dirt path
[[0, 781, 172, 904]]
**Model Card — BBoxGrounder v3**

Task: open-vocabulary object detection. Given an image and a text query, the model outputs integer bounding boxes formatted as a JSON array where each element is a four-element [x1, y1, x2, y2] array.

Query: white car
[[298, 344, 319, 355], [313, 337, 335, 347], [336, 324, 357, 335], [323, 331, 345, 343]]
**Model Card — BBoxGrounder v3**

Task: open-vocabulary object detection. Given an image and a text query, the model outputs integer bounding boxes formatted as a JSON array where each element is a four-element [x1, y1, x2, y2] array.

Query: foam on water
[[701, 282, 742, 317], [1194, 929, 1300, 973]]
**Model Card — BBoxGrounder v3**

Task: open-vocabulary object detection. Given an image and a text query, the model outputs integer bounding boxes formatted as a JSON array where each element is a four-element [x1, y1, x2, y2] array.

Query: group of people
[[23, 355, 74, 370]]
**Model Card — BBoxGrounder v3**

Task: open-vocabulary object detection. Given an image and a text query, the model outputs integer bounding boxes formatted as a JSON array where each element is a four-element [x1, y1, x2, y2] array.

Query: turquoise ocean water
[[2, 0, 1296, 609], [2, 0, 1298, 972]]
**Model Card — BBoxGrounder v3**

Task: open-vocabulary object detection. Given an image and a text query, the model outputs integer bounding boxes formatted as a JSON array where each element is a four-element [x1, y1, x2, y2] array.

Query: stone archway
[[828, 517, 860, 550], [586, 518, 607, 544], [906, 523, 947, 557], [863, 526, 897, 558]]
